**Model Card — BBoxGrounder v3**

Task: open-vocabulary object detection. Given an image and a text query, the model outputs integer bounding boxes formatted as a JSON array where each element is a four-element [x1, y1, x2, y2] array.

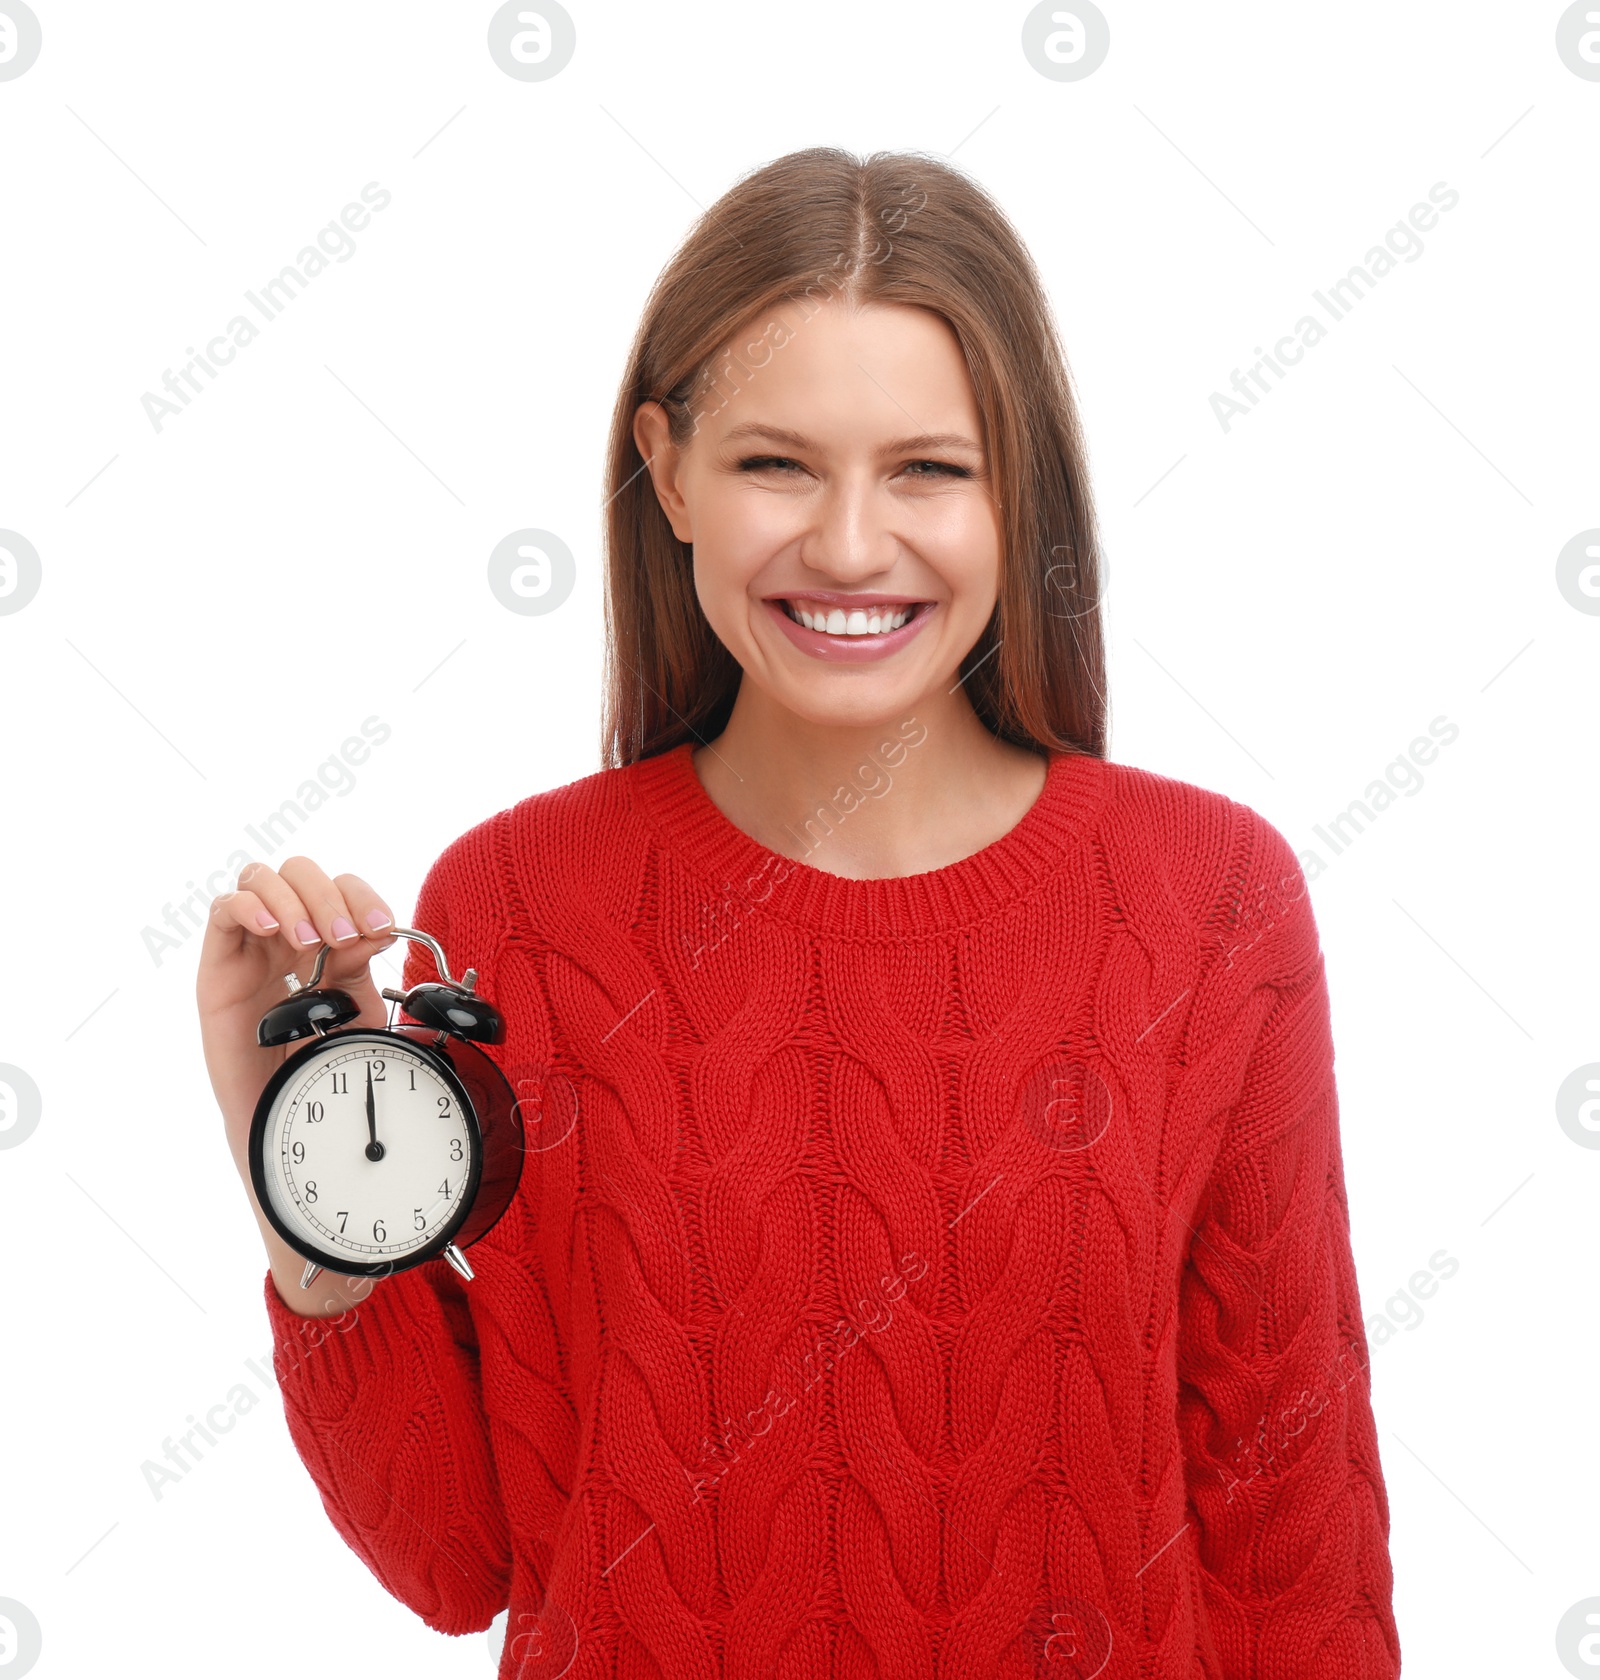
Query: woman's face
[[634, 298, 1003, 734]]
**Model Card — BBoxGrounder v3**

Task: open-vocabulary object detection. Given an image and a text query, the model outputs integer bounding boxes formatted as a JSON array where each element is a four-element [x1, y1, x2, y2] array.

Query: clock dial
[[260, 1034, 474, 1263]]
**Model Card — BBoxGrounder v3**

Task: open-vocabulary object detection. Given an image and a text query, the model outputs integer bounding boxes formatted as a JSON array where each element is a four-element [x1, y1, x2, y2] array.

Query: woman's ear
[[633, 400, 694, 543]]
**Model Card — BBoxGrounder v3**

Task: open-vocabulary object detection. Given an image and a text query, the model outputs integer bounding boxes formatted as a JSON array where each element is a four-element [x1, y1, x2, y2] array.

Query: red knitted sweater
[[263, 741, 1401, 1679]]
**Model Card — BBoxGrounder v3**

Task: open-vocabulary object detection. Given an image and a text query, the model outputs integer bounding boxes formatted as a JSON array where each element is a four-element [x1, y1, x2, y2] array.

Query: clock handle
[[305, 924, 472, 990]]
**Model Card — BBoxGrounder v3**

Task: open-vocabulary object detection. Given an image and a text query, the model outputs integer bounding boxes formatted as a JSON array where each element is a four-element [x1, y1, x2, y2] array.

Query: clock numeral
[[414, 1207, 426, 1230], [449, 1137, 463, 1161], [291, 1141, 305, 1164], [305, 1100, 324, 1123], [373, 1218, 386, 1242], [331, 1072, 349, 1094], [408, 1068, 417, 1090], [438, 1179, 449, 1198], [368, 1058, 386, 1082], [437, 1094, 453, 1119], [304, 1180, 317, 1202], [337, 1211, 348, 1232]]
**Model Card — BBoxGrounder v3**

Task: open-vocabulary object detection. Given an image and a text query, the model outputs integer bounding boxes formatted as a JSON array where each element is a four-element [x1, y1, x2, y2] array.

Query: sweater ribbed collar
[[626, 740, 1107, 939]]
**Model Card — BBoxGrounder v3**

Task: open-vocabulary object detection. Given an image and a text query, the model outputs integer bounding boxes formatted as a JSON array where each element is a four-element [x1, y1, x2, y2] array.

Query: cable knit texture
[[263, 742, 1400, 1679]]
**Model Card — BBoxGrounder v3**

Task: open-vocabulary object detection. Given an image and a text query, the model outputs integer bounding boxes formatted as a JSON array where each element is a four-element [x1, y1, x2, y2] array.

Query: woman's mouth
[[780, 598, 918, 635], [763, 595, 937, 662]]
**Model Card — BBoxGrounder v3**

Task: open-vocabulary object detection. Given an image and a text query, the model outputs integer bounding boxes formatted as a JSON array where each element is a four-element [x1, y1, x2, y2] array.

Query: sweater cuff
[[261, 1264, 452, 1407]]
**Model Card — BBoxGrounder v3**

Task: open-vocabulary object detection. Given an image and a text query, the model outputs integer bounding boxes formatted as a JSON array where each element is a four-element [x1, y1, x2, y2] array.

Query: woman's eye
[[736, 456, 972, 479], [903, 459, 971, 479]]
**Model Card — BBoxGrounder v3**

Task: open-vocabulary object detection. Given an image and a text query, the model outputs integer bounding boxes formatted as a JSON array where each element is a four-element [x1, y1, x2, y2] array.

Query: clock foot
[[300, 1260, 324, 1290], [442, 1242, 475, 1283]]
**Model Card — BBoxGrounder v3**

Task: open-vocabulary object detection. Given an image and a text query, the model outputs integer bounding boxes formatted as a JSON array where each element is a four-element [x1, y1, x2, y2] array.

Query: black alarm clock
[[248, 926, 523, 1291]]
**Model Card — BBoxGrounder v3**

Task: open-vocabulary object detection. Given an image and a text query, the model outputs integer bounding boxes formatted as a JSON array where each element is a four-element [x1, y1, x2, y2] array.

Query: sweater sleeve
[[260, 841, 511, 1635], [1176, 822, 1401, 1679]]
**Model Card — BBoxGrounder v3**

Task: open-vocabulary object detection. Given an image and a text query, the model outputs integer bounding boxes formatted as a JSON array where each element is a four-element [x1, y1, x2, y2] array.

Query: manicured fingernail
[[296, 919, 319, 946], [365, 909, 392, 931], [256, 910, 280, 931], [331, 916, 357, 942]]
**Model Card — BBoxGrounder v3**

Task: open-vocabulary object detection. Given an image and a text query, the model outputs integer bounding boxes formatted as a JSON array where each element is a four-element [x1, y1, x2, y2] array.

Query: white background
[[1, 3, 1595, 1675]]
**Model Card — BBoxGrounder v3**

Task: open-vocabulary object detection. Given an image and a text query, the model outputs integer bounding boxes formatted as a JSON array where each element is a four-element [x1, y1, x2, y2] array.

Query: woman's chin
[[763, 673, 941, 735]]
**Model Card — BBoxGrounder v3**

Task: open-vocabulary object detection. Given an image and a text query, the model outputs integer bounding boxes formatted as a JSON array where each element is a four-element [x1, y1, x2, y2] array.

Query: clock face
[[257, 1033, 477, 1266]]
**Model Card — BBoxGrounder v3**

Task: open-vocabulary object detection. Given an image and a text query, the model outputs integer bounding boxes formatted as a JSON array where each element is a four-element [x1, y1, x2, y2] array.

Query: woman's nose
[[800, 481, 903, 580]]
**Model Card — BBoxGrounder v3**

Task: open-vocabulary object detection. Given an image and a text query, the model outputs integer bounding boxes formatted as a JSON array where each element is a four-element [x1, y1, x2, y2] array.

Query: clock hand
[[365, 1062, 384, 1161]]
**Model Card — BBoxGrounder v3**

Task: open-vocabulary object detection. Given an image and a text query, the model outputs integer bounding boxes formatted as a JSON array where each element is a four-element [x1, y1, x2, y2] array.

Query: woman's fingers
[[208, 884, 285, 939], [330, 871, 398, 944], [275, 855, 361, 949], [216, 859, 397, 965], [236, 859, 320, 949]]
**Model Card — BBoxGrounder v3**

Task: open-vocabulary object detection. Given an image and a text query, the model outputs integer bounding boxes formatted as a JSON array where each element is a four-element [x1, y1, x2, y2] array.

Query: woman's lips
[[763, 597, 937, 662]]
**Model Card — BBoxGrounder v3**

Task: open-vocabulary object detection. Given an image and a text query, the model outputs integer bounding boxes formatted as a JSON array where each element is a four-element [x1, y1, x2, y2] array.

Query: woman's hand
[[196, 856, 400, 1313]]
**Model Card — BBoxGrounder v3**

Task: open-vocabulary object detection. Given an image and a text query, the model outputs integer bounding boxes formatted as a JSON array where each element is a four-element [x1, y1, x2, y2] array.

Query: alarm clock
[[248, 926, 523, 1291]]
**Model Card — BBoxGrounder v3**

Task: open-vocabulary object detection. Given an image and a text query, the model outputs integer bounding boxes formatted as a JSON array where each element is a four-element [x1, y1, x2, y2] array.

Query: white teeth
[[786, 601, 913, 635]]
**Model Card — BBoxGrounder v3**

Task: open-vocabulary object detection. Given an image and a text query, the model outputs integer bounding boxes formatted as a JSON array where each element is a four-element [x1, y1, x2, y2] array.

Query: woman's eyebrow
[[721, 422, 983, 456]]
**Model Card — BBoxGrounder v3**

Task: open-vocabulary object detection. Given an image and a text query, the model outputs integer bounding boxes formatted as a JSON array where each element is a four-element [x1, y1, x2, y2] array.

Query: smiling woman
[[608, 149, 1105, 782], [203, 144, 1403, 1680]]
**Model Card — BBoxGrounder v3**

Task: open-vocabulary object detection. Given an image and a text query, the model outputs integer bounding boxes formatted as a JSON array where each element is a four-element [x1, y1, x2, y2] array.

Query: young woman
[[198, 147, 1400, 1679]]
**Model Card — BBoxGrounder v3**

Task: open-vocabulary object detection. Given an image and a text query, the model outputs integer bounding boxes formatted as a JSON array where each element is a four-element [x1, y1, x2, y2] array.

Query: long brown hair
[[600, 146, 1107, 767]]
